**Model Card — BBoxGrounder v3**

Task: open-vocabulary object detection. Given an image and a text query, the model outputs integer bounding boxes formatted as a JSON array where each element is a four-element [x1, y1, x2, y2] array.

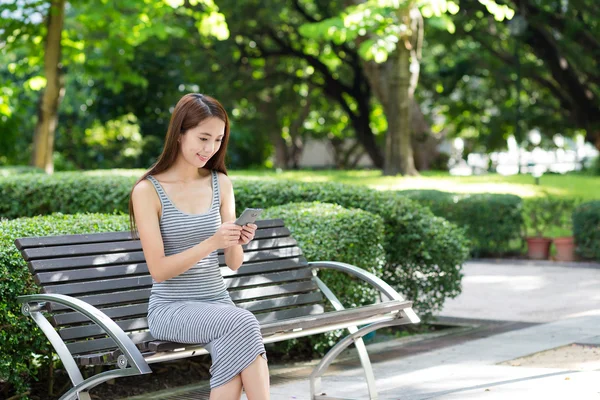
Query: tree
[[30, 0, 65, 173], [298, 0, 515, 174], [300, 0, 423, 175], [420, 0, 600, 152], [1, 0, 229, 173]]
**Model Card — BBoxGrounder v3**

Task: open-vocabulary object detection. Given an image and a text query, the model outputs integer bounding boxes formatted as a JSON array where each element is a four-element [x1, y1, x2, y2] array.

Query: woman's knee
[[236, 309, 261, 333]]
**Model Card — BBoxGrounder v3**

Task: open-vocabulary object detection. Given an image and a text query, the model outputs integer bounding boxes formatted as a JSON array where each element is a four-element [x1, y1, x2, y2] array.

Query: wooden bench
[[15, 218, 420, 400]]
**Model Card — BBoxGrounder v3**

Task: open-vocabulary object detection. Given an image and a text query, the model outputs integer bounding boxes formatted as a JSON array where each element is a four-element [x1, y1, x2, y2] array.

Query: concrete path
[[440, 260, 600, 322], [253, 260, 600, 399]]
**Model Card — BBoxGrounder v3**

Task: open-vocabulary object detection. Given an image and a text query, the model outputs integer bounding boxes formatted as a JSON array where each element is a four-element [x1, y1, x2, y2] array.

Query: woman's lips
[[197, 154, 209, 162]]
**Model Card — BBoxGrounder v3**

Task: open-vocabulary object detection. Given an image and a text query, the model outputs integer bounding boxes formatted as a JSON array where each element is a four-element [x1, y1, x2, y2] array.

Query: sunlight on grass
[[230, 169, 599, 199], [70, 168, 598, 199], [83, 169, 146, 177]]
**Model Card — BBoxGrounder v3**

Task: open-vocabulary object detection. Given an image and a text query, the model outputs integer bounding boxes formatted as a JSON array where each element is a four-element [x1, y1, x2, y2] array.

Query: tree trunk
[[287, 98, 311, 169], [272, 134, 288, 169], [384, 39, 418, 176], [31, 0, 66, 174], [353, 1, 419, 175]]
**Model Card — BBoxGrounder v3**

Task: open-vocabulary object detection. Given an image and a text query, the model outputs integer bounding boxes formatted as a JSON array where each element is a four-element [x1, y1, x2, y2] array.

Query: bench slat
[[36, 256, 308, 285], [260, 300, 412, 336], [42, 265, 312, 296], [61, 317, 150, 340], [219, 257, 308, 276], [35, 263, 150, 284], [15, 219, 285, 250], [23, 231, 295, 262], [228, 281, 318, 302], [50, 289, 151, 312], [225, 268, 313, 289], [236, 291, 323, 313], [255, 304, 325, 323], [66, 331, 154, 355], [30, 252, 146, 272], [29, 245, 303, 272]]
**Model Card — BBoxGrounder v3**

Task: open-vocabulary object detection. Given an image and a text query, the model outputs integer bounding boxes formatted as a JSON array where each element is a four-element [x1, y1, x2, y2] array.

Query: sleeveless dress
[[145, 170, 267, 388]]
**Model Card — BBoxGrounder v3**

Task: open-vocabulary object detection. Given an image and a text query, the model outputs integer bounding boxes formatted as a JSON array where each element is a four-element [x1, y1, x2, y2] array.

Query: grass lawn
[[66, 168, 598, 200], [229, 169, 600, 200]]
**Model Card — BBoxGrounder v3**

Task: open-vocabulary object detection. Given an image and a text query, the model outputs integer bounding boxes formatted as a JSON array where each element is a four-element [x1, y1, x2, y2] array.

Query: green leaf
[[25, 76, 46, 91]]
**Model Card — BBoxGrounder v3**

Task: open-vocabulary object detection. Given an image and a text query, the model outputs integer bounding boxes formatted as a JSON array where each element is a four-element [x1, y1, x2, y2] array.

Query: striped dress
[[145, 170, 267, 388]]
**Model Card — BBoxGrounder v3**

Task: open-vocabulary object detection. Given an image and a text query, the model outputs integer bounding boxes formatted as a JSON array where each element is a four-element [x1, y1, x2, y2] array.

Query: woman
[[129, 93, 269, 399]]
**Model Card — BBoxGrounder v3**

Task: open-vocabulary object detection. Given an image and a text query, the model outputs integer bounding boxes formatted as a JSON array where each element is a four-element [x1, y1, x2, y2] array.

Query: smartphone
[[234, 208, 263, 226]]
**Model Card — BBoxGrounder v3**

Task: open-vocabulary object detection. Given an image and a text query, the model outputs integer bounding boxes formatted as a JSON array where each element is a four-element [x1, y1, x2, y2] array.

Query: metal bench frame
[[17, 225, 419, 400]]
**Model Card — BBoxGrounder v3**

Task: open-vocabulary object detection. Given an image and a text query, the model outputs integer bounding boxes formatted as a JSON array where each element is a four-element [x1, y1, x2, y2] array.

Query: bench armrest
[[18, 293, 151, 374], [308, 261, 420, 323]]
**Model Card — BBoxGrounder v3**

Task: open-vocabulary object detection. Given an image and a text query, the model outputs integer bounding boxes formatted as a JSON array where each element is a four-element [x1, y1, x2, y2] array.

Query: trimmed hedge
[[0, 166, 44, 177], [397, 190, 524, 256], [262, 201, 386, 356], [233, 179, 470, 321], [0, 173, 470, 320], [573, 201, 600, 260], [0, 172, 134, 218]]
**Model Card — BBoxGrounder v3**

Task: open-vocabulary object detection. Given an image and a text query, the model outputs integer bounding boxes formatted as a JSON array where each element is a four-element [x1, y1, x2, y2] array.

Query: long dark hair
[[128, 93, 230, 237]]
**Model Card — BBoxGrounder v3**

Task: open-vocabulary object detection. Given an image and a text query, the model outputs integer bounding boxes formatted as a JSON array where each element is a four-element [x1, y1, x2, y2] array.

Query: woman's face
[[179, 117, 225, 167]]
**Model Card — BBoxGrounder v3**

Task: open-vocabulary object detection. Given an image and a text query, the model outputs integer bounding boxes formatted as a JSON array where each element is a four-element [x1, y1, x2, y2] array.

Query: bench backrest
[[15, 219, 324, 357]]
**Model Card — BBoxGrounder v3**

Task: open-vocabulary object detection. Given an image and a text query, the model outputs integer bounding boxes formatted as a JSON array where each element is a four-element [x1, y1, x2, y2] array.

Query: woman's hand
[[210, 222, 243, 250], [238, 223, 257, 245]]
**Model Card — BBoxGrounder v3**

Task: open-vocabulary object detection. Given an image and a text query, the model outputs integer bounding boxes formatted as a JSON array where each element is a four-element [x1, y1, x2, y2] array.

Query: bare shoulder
[[132, 179, 161, 215], [216, 171, 233, 192], [132, 178, 157, 200]]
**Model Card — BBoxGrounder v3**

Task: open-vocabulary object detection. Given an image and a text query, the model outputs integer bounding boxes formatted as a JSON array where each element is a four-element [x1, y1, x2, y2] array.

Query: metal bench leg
[[21, 301, 150, 400], [25, 307, 92, 400], [313, 275, 379, 399], [309, 319, 409, 400]]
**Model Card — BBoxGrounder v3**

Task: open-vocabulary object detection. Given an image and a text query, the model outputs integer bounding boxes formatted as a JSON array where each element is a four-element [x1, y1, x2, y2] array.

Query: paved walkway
[[441, 259, 600, 322], [257, 260, 600, 399], [126, 260, 600, 400]]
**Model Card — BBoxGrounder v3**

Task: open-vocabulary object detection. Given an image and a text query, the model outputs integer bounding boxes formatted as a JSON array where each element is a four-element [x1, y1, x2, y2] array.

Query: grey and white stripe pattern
[[146, 170, 267, 388]]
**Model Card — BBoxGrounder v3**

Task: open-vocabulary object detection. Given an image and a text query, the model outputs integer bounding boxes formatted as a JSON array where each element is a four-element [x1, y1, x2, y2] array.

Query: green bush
[[233, 179, 470, 321], [573, 201, 600, 260], [0, 166, 44, 177], [522, 196, 582, 238], [0, 213, 131, 397], [0, 173, 470, 319], [0, 172, 136, 218], [262, 202, 386, 356], [397, 190, 523, 256]]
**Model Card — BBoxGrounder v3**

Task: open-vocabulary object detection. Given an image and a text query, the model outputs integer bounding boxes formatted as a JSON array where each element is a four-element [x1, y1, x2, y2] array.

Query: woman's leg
[[240, 354, 270, 400], [210, 374, 243, 400]]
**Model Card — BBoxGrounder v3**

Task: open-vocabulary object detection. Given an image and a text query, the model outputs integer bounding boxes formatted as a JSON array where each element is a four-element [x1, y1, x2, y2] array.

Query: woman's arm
[[218, 173, 246, 271], [132, 180, 221, 283]]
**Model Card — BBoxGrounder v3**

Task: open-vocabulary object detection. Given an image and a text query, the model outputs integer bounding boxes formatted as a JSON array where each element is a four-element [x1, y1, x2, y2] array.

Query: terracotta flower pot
[[526, 237, 552, 260], [553, 236, 576, 262]]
